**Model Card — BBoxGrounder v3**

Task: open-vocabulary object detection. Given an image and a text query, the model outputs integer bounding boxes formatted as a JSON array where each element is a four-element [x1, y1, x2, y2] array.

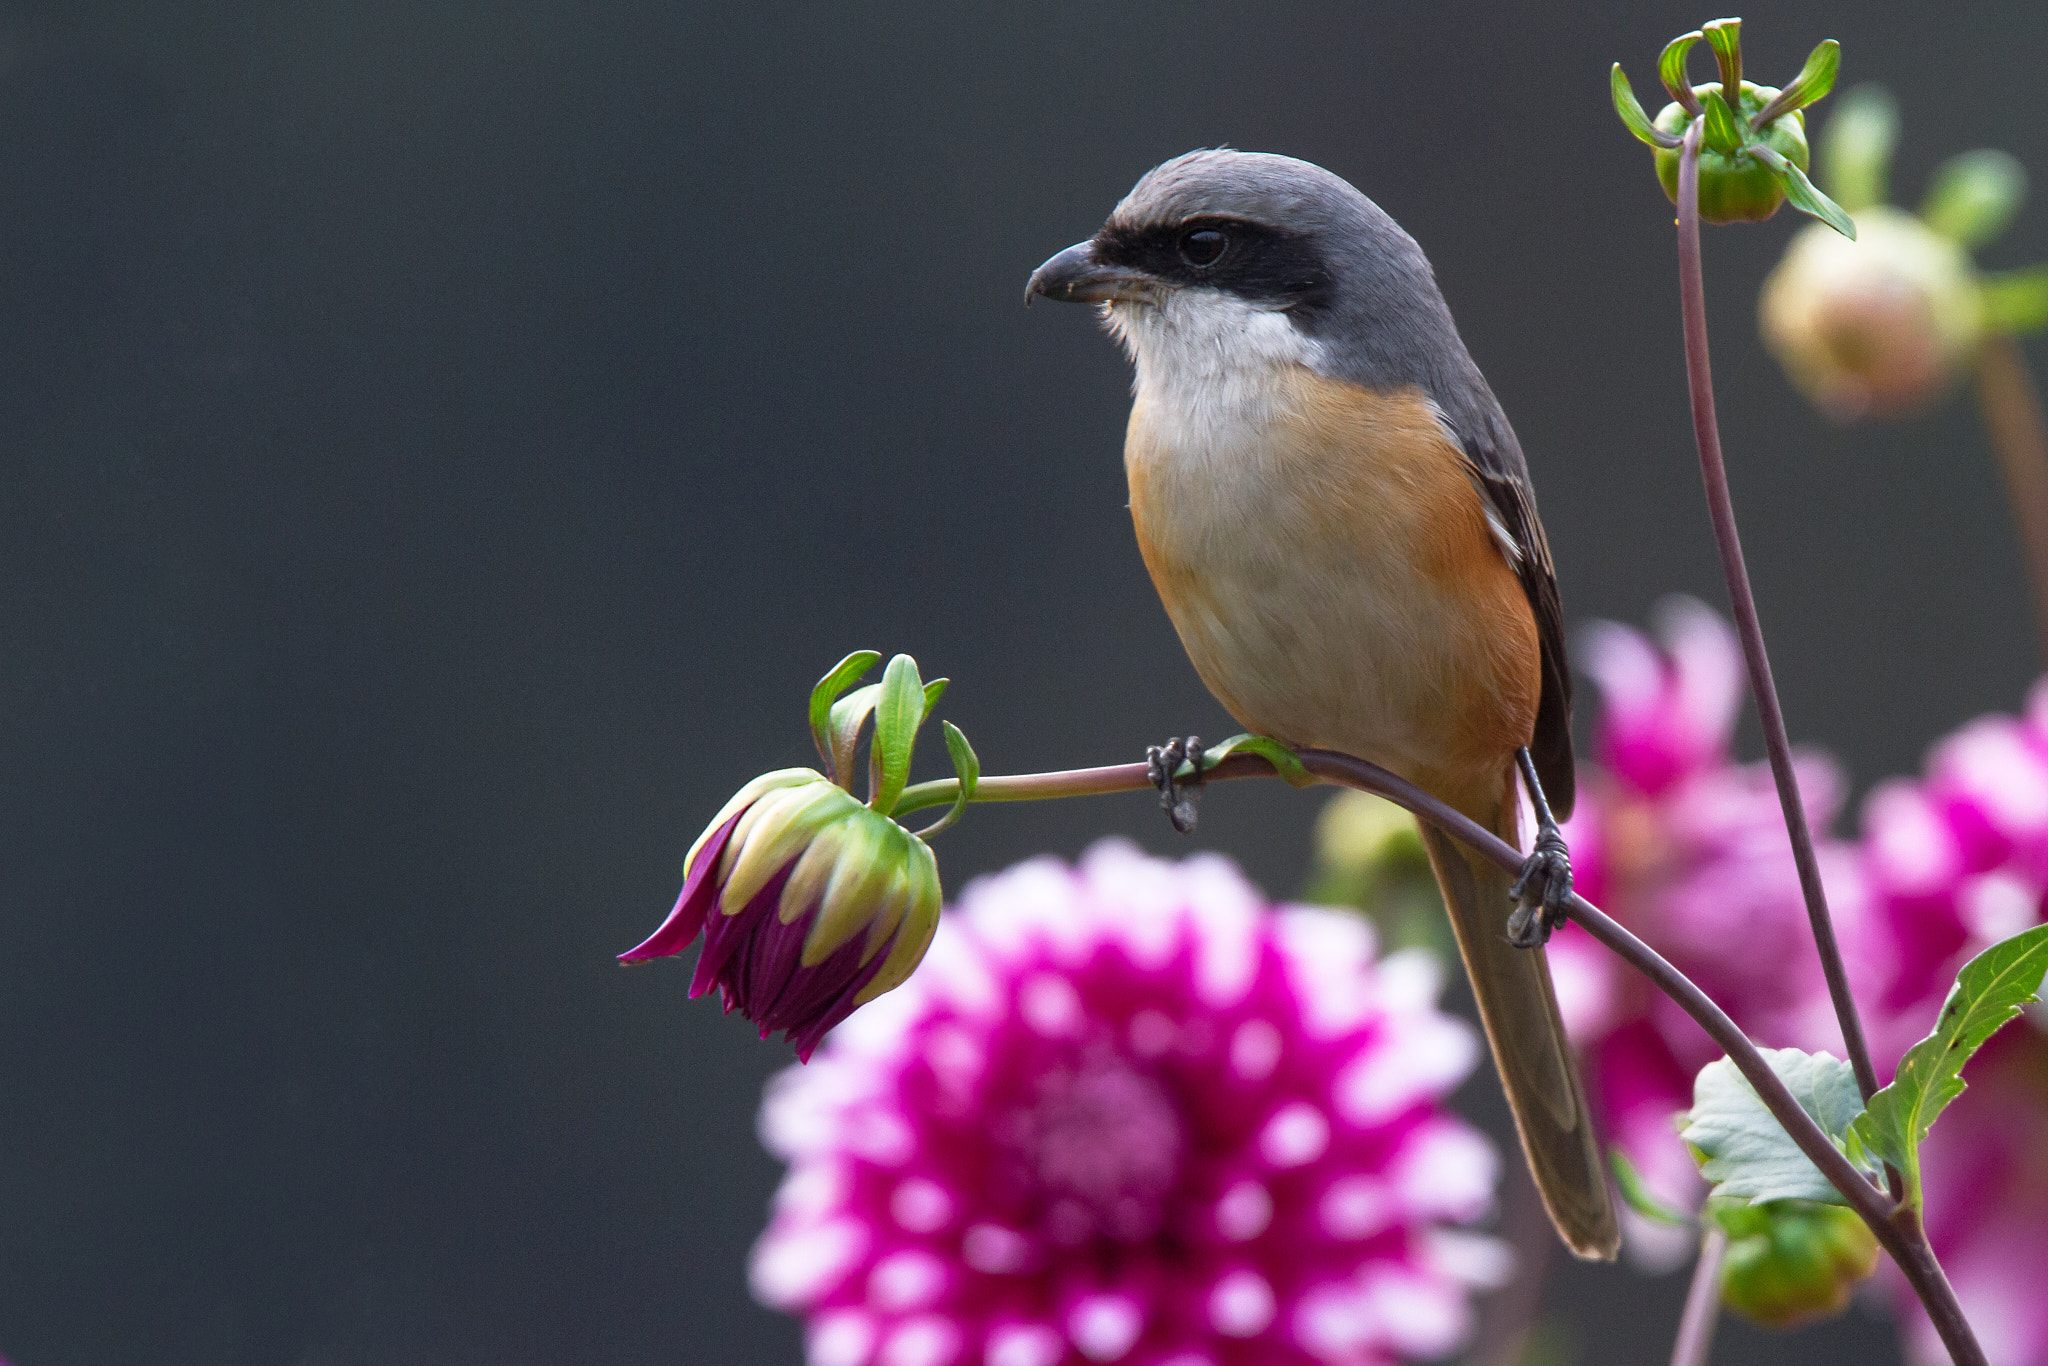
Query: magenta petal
[[618, 811, 746, 962], [690, 875, 774, 1000], [731, 874, 809, 1028]]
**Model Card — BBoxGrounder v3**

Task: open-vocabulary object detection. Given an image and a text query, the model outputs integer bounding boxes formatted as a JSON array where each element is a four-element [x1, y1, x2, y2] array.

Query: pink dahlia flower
[[1845, 681, 2048, 1365], [1543, 599, 1859, 1238], [749, 841, 1507, 1366]]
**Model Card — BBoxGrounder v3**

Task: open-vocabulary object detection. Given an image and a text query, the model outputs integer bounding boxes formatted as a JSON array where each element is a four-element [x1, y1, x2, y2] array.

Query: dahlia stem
[[1673, 124, 1881, 1105], [1671, 127, 1983, 1366], [1973, 331, 2048, 663], [1668, 1226, 1727, 1366], [895, 736, 1985, 1363]]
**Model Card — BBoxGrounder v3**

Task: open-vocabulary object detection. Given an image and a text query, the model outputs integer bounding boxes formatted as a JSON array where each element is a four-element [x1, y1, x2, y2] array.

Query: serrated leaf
[[1758, 39, 1840, 122], [1983, 266, 2048, 335], [920, 677, 949, 723], [1610, 1148, 1695, 1228], [1921, 149, 2027, 250], [1659, 31, 1705, 112], [1752, 144, 1857, 239], [1700, 89, 1746, 157], [809, 651, 879, 779], [914, 721, 981, 838], [1679, 1048, 1877, 1206], [828, 683, 882, 791], [1851, 923, 2048, 1209], [1702, 18, 1742, 107], [1202, 733, 1316, 788], [866, 653, 926, 815], [1612, 66, 1681, 149], [1819, 84, 1896, 213]]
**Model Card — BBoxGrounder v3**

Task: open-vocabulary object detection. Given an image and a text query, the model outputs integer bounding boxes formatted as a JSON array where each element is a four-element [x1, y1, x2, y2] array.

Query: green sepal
[[1613, 66, 1680, 149], [1752, 144, 1857, 239], [1850, 923, 2048, 1210], [1982, 266, 2048, 335], [1710, 1197, 1879, 1329], [1758, 39, 1840, 122], [1202, 733, 1316, 788], [914, 721, 981, 838], [1609, 1148, 1695, 1228], [828, 683, 882, 791], [1921, 149, 2027, 250], [1678, 1047, 1879, 1206], [867, 653, 927, 816], [1659, 31, 1705, 112], [1819, 84, 1896, 213], [1702, 18, 1742, 108], [920, 678, 949, 724], [809, 651, 880, 780], [1700, 88, 1746, 158]]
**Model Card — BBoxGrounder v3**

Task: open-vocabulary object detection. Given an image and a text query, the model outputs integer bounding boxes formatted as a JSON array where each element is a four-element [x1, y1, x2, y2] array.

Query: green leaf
[[1702, 18, 1742, 109], [1678, 1048, 1877, 1206], [1659, 31, 1705, 112], [1610, 1148, 1695, 1228], [809, 651, 880, 779], [1921, 149, 2028, 249], [1700, 88, 1746, 157], [1982, 266, 2048, 335], [827, 683, 882, 791], [1201, 733, 1316, 788], [1851, 923, 2048, 1209], [920, 677, 949, 724], [1612, 66, 1681, 149], [1752, 144, 1857, 239], [914, 721, 981, 838], [866, 653, 927, 815], [1819, 83, 1896, 212], [1759, 39, 1840, 121]]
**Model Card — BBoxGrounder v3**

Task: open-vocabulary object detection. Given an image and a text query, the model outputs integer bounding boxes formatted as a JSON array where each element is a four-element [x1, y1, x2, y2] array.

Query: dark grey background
[[0, 2, 2038, 1363]]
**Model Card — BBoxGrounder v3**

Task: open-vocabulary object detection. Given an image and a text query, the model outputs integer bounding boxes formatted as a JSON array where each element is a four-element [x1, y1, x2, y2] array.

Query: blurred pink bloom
[[750, 841, 1506, 1366], [1544, 599, 1858, 1247], [1844, 681, 2048, 1365]]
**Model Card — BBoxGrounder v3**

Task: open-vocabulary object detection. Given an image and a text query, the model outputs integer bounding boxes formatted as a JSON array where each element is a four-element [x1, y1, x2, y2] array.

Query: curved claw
[[1507, 832, 1573, 949], [1145, 735, 1206, 834]]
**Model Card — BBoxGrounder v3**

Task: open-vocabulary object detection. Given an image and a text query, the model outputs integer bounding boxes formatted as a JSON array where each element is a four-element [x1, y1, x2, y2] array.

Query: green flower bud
[[1653, 83, 1810, 224], [1303, 790, 1452, 957], [1760, 204, 1984, 420], [1711, 1198, 1879, 1329]]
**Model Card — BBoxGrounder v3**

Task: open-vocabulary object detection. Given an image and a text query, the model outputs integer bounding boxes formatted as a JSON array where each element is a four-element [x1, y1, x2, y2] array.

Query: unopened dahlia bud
[[1760, 205, 1984, 420], [1612, 25, 1851, 234], [1712, 1199, 1879, 1328], [621, 651, 976, 1060], [1652, 81, 1810, 225]]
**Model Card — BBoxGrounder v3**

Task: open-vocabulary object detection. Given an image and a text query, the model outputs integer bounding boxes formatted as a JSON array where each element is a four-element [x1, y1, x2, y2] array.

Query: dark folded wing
[[1458, 428, 1575, 821]]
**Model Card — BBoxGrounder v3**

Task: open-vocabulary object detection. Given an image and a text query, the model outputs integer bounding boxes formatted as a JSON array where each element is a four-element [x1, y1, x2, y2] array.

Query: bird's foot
[[1146, 735, 1205, 834], [1507, 821, 1572, 948]]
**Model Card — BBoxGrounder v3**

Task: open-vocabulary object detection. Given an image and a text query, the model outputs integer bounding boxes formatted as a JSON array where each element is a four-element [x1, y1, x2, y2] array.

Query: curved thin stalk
[[1973, 331, 2048, 663], [1673, 122, 1881, 1105], [1670, 1226, 1728, 1366], [893, 738, 1984, 1363]]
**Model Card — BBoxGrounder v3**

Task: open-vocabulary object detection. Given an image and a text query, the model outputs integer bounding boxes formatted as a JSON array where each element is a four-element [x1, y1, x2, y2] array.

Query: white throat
[[1104, 289, 1323, 455]]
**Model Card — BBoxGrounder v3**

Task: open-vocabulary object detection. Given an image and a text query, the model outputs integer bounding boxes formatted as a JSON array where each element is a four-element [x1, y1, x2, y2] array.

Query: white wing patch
[[1427, 399, 1525, 570]]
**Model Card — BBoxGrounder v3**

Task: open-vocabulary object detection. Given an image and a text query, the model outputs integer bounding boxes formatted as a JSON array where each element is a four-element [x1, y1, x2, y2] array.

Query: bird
[[1026, 149, 1619, 1259]]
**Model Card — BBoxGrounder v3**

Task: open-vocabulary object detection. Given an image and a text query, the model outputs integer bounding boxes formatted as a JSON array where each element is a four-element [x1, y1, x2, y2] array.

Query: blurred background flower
[[1535, 599, 1859, 1263], [1843, 680, 2048, 1365], [749, 841, 1505, 1366]]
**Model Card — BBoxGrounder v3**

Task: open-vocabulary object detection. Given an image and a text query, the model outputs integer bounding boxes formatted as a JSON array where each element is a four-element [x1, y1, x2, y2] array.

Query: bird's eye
[[1178, 228, 1228, 268]]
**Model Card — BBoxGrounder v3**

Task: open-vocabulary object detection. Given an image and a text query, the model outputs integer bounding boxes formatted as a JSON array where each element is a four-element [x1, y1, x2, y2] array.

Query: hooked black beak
[[1025, 240, 1161, 306]]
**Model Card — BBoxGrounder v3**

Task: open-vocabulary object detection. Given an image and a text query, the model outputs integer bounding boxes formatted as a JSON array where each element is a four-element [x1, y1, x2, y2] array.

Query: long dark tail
[[1418, 799, 1619, 1260]]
